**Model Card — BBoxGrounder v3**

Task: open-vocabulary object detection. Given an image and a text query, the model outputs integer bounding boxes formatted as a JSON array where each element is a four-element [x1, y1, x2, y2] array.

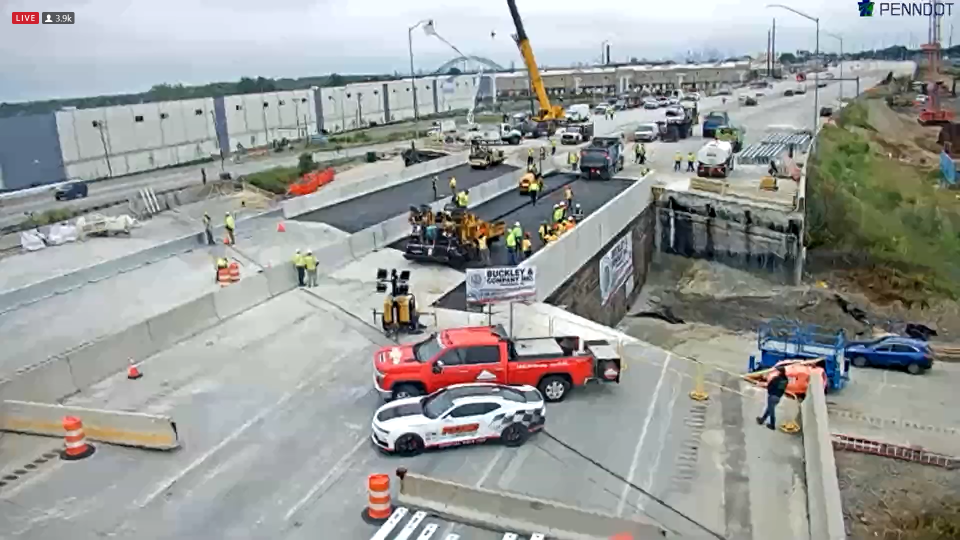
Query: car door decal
[[442, 423, 480, 435]]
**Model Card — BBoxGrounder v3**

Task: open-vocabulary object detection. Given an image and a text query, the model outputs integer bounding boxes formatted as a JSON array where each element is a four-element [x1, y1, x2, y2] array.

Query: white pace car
[[371, 383, 545, 456]]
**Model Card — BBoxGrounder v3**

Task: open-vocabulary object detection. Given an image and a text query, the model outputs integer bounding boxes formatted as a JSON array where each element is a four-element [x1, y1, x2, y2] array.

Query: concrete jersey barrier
[[520, 170, 655, 301], [802, 370, 847, 540], [396, 470, 666, 540], [282, 153, 468, 219], [1, 400, 179, 450]]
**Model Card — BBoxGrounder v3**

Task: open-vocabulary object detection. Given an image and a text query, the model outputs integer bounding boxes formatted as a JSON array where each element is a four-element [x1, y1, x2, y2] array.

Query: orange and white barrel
[[228, 262, 240, 282], [363, 474, 392, 522], [61, 416, 95, 460], [217, 268, 231, 287]]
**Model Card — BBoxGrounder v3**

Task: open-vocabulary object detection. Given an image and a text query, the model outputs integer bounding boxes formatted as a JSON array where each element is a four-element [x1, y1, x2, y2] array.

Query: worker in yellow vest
[[687, 152, 696, 172], [224, 212, 236, 244], [674, 152, 682, 172], [527, 148, 534, 167], [303, 249, 318, 287], [292, 249, 305, 287], [521, 232, 533, 259], [550, 139, 557, 156], [564, 185, 573, 207], [477, 232, 490, 266], [552, 203, 564, 224], [537, 221, 549, 243], [528, 176, 540, 205], [456, 189, 469, 208], [569, 151, 579, 172], [505, 226, 519, 265], [448, 176, 457, 196]]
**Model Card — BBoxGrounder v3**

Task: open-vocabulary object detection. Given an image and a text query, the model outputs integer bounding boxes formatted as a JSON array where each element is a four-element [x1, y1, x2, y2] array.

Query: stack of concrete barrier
[[281, 153, 467, 219], [0, 165, 548, 404], [802, 370, 846, 540], [520, 170, 655, 302], [396, 470, 665, 539]]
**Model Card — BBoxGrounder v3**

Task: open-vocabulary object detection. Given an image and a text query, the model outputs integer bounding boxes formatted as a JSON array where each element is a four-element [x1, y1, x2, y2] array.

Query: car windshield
[[706, 113, 726, 121], [413, 335, 443, 362], [636, 126, 654, 133], [421, 391, 455, 419]]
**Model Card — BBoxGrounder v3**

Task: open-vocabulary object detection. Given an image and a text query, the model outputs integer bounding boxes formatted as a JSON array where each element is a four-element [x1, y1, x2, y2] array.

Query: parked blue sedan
[[846, 337, 934, 375]]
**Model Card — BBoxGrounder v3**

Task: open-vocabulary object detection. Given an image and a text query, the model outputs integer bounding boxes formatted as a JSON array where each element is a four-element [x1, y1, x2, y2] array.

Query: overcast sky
[[0, 0, 946, 102]]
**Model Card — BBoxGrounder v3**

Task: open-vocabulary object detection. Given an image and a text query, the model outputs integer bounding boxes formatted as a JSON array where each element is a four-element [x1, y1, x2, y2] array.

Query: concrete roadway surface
[[0, 245, 714, 539], [295, 163, 518, 233], [0, 140, 413, 231]]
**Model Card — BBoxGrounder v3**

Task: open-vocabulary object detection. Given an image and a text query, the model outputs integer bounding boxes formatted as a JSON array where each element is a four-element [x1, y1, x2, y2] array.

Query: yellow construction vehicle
[[507, 0, 565, 122], [403, 206, 506, 268], [518, 169, 543, 195], [469, 142, 506, 169]]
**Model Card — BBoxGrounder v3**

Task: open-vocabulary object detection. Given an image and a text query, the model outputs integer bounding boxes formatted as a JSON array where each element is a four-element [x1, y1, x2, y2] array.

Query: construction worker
[[568, 151, 579, 172], [571, 203, 584, 221], [687, 152, 696, 172], [202, 212, 214, 245], [550, 139, 557, 156], [224, 211, 236, 244], [537, 221, 549, 243], [303, 249, 318, 287], [510, 221, 522, 245], [432, 175, 438, 200], [563, 185, 573, 207], [201, 167, 207, 186], [564, 217, 576, 231], [505, 224, 519, 265], [634, 143, 642, 164], [673, 152, 682, 172], [456, 189, 469, 208], [527, 147, 534, 167], [552, 203, 564, 224], [638, 143, 647, 165], [214, 256, 228, 283], [448, 176, 457, 196], [521, 232, 533, 259], [292, 249, 305, 287], [528, 175, 540, 205], [757, 365, 789, 430], [477, 232, 490, 266]]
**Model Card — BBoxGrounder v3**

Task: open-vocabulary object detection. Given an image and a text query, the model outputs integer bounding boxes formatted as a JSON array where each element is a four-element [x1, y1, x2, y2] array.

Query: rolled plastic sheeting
[[396, 470, 666, 540], [0, 400, 179, 450]]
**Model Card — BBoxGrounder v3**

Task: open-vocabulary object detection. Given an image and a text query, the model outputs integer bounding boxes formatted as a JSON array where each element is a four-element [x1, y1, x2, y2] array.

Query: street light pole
[[825, 31, 844, 102], [767, 4, 820, 131], [408, 19, 433, 139]]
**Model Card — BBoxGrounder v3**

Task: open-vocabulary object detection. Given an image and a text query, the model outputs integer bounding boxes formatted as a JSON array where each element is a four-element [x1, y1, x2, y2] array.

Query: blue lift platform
[[748, 320, 850, 392]]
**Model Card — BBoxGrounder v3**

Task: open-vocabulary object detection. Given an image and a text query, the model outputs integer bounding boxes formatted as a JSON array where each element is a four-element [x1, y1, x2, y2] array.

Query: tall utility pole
[[767, 30, 772, 76], [772, 18, 777, 75]]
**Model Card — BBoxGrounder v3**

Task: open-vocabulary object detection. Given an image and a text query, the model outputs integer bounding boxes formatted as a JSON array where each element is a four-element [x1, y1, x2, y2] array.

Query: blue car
[[846, 337, 934, 375]]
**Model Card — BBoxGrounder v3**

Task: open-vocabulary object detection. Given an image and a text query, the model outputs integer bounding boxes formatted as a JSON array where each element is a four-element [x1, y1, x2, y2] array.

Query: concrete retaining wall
[[396, 470, 664, 540], [520, 171, 655, 302], [281, 153, 467, 219], [802, 370, 846, 540]]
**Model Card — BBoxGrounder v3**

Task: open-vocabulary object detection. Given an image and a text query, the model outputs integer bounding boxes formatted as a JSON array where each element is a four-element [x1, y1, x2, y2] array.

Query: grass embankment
[[806, 99, 960, 303], [244, 153, 364, 195]]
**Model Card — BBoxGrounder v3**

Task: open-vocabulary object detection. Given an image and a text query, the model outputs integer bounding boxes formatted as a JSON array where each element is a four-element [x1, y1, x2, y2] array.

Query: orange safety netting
[[287, 167, 335, 197]]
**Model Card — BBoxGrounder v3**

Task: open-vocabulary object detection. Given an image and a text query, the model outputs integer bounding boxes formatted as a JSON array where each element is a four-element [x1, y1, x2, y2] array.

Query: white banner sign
[[599, 235, 634, 306], [465, 267, 536, 304]]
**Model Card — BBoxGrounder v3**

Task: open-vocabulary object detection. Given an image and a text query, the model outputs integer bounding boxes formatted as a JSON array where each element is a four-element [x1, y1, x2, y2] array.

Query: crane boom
[[506, 0, 565, 121]]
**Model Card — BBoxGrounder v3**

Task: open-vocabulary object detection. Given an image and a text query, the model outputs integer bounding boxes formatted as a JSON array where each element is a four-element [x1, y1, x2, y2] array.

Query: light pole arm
[[766, 3, 817, 23]]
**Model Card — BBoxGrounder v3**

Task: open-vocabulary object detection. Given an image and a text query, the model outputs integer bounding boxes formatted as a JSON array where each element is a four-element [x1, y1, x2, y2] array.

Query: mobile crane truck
[[507, 0, 565, 123]]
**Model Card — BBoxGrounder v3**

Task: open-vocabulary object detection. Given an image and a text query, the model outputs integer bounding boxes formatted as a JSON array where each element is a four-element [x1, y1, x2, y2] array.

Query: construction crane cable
[[541, 429, 727, 540]]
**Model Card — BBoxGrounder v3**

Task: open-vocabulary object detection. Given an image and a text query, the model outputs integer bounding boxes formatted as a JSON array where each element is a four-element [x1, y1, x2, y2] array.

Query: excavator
[[507, 0, 565, 123]]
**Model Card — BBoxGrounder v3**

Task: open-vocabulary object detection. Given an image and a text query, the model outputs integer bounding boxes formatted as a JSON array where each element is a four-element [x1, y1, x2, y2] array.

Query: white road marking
[[283, 436, 368, 520], [637, 369, 681, 512], [616, 351, 671, 517]]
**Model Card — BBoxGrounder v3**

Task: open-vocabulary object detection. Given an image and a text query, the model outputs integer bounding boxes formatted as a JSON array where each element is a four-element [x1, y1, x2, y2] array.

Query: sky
[[0, 0, 948, 103]]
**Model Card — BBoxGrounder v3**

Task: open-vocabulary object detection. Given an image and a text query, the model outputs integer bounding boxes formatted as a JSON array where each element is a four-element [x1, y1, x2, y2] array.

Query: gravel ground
[[836, 451, 960, 540]]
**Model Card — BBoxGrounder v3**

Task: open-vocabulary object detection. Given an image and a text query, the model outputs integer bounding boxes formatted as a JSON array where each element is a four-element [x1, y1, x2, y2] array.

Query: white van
[[566, 104, 590, 122]]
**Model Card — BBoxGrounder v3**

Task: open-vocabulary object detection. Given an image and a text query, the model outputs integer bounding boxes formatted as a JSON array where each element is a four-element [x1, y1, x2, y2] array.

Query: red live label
[[12, 12, 40, 24]]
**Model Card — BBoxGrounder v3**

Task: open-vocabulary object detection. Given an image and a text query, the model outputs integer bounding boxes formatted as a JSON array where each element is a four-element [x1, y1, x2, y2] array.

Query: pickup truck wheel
[[907, 363, 922, 375], [392, 383, 423, 400], [851, 356, 868, 368], [500, 423, 528, 447], [394, 433, 425, 456], [538, 375, 571, 402]]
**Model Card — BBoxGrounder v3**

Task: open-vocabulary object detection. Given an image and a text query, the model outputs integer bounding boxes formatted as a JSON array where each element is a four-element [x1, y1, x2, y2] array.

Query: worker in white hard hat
[[293, 249, 305, 287], [224, 211, 236, 244], [303, 249, 318, 287]]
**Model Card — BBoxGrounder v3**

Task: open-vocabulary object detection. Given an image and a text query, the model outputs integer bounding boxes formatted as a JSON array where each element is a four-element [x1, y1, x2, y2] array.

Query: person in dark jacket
[[757, 365, 789, 430]]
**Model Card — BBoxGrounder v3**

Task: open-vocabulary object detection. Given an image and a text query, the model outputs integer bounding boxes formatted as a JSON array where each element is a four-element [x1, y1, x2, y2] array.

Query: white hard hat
[[514, 222, 520, 227], [295, 249, 301, 253], [307, 249, 312, 254]]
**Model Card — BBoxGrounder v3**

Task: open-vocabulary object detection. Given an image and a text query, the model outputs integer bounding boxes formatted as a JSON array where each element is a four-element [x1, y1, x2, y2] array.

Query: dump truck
[[696, 139, 735, 178], [579, 135, 624, 180], [468, 143, 506, 169], [402, 206, 506, 268], [715, 125, 744, 152]]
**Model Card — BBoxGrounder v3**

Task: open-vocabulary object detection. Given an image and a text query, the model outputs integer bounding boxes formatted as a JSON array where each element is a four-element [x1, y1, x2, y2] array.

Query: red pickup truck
[[373, 325, 622, 402]]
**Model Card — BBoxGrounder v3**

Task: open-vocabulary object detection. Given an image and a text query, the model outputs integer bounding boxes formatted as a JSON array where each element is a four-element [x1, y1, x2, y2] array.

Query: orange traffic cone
[[277, 222, 286, 233], [223, 235, 231, 245], [127, 360, 143, 380]]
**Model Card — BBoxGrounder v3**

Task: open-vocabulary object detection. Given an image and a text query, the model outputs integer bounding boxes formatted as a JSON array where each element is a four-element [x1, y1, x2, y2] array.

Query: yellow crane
[[506, 0, 565, 122]]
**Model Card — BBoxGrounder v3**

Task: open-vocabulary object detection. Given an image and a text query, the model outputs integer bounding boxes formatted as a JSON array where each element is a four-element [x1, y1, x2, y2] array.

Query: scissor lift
[[749, 320, 849, 392]]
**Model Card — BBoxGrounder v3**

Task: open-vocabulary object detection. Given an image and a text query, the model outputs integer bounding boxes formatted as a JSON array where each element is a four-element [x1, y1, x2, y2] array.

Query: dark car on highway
[[54, 181, 88, 201]]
